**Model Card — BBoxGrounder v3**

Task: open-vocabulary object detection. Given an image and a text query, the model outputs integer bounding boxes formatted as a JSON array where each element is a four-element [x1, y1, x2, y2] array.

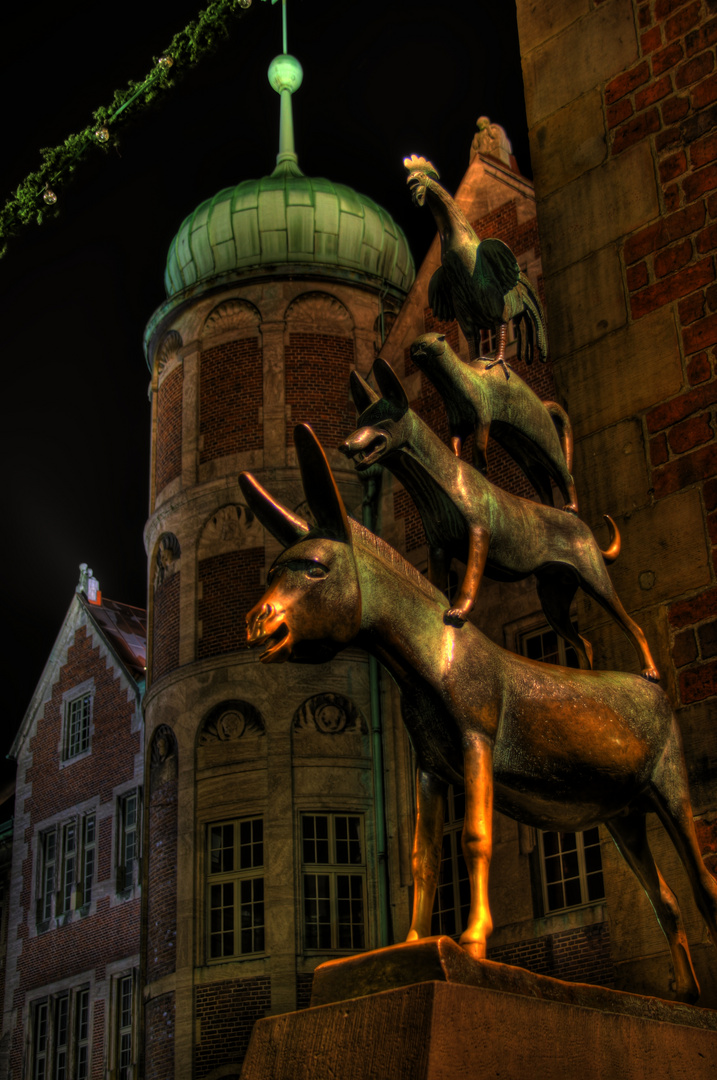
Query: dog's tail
[[544, 400, 574, 472], [600, 515, 620, 564]]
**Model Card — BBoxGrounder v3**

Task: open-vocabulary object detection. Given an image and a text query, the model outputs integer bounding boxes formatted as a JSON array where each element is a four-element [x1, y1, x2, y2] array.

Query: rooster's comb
[[403, 155, 440, 181]]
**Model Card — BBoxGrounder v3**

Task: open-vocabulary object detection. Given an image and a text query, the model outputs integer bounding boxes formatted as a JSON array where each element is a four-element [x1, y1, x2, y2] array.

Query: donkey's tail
[[601, 515, 620, 564], [543, 400, 574, 472]]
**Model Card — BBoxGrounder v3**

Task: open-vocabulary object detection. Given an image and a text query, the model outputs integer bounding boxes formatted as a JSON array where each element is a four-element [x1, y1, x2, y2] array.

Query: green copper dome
[[164, 171, 415, 297]]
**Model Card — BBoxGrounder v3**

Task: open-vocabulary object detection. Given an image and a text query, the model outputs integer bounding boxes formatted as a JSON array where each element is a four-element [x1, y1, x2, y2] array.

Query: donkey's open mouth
[[250, 621, 290, 662]]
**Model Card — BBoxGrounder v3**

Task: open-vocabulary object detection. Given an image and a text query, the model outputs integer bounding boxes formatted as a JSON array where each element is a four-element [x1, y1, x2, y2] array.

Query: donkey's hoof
[[562, 503, 579, 515], [444, 608, 466, 627], [641, 667, 660, 682], [459, 939, 487, 961]]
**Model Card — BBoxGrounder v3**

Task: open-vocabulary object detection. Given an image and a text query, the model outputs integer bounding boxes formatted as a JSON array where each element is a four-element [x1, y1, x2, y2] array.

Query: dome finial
[[265, 0, 304, 177]]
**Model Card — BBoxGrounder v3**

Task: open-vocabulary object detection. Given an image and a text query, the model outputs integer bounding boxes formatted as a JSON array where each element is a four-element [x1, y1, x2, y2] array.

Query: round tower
[[141, 52, 414, 1079]]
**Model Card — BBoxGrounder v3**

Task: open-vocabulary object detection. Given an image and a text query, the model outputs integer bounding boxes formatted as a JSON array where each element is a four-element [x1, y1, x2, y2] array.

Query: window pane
[[587, 871, 605, 902]]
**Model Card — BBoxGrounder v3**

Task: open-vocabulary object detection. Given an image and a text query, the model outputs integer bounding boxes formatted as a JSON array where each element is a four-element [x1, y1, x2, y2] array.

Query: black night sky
[[0, 1, 528, 749]]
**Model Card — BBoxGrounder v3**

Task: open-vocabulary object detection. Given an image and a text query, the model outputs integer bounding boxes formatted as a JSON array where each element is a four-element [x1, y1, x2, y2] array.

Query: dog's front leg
[[445, 527, 489, 626]]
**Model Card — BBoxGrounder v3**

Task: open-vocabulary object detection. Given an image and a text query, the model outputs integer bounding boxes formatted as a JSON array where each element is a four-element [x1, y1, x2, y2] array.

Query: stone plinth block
[[240, 938, 717, 1080]]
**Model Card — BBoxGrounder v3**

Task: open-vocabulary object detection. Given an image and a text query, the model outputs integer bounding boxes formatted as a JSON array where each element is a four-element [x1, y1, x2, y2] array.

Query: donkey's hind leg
[[606, 810, 700, 1003], [536, 570, 593, 670], [650, 729, 717, 953], [407, 767, 447, 942]]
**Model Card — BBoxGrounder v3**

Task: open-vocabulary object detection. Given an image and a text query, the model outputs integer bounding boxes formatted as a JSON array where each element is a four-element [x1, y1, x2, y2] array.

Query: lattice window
[[301, 814, 366, 952], [207, 818, 265, 960], [431, 786, 469, 937]]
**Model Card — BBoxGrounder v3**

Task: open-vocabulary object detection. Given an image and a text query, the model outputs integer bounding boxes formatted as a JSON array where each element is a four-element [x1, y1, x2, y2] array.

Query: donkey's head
[[339, 358, 412, 470], [242, 425, 362, 664]]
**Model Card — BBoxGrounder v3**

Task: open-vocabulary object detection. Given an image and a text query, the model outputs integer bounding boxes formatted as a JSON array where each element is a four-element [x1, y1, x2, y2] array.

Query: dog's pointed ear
[[350, 370, 379, 414], [239, 473, 311, 548], [294, 424, 351, 544], [373, 358, 409, 412]]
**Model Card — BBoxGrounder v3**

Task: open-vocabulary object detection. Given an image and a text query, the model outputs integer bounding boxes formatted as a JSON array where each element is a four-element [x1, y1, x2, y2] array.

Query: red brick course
[[147, 774, 178, 982], [145, 992, 175, 1080], [198, 548, 265, 659], [152, 571, 180, 683], [487, 922, 615, 988], [200, 337, 263, 462], [285, 333, 355, 450], [156, 366, 183, 496], [195, 977, 271, 1076]]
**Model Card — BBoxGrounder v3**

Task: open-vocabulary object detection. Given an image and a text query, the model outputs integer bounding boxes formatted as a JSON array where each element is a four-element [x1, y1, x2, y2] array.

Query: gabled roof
[[10, 591, 147, 761]]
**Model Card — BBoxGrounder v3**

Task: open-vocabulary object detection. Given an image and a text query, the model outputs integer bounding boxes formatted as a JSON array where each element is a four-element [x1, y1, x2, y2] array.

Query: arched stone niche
[[155, 531, 181, 589], [284, 291, 353, 333], [150, 724, 178, 791], [202, 298, 261, 339], [155, 329, 183, 382], [151, 533, 182, 684], [292, 693, 368, 759], [196, 699, 266, 771]]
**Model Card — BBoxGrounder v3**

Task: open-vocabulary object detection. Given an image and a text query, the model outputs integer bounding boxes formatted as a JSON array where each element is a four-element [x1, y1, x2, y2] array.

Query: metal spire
[[265, 0, 304, 176]]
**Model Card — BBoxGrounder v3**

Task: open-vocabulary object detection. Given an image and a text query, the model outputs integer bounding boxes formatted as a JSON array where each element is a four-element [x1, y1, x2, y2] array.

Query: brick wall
[[285, 333, 355, 449], [24, 626, 140, 822], [91, 998, 104, 1080], [296, 972, 313, 1010], [145, 991, 175, 1080], [194, 977, 270, 1077], [593, 2, 717, 709], [198, 548, 265, 659], [152, 572, 180, 683], [147, 776, 177, 982], [487, 921, 616, 987], [156, 366, 183, 495], [200, 338, 263, 462]]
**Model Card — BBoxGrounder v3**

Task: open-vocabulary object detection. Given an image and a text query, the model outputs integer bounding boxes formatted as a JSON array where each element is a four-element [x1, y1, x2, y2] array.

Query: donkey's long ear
[[373, 357, 409, 412], [294, 424, 351, 544], [239, 472, 310, 548], [350, 370, 379, 415]]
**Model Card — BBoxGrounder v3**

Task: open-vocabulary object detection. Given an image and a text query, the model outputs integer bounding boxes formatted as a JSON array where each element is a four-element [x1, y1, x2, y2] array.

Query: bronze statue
[[404, 154, 547, 376], [409, 331, 577, 511], [242, 425, 717, 1003], [339, 358, 659, 680]]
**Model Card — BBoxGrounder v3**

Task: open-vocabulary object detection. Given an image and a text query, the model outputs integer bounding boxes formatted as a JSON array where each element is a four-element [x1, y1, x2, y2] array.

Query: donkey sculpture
[[242, 425, 717, 1003], [340, 357, 659, 681], [410, 332, 577, 513]]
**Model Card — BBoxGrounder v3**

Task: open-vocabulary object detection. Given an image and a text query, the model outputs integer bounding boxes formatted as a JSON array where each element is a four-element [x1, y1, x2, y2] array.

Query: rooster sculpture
[[404, 155, 548, 377]]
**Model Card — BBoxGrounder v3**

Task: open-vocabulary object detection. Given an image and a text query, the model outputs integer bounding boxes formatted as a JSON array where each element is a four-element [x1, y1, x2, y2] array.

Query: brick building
[[3, 568, 146, 1080]]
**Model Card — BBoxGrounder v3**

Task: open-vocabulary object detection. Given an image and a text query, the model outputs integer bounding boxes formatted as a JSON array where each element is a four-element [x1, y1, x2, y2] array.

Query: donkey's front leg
[[459, 735, 494, 959], [445, 527, 490, 626], [407, 768, 447, 941]]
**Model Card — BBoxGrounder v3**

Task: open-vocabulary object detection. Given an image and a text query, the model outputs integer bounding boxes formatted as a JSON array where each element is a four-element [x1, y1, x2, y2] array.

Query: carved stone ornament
[[204, 298, 260, 336], [151, 724, 178, 769], [156, 330, 183, 378], [197, 504, 263, 561], [285, 291, 352, 333], [155, 532, 181, 588], [470, 116, 512, 165], [198, 700, 265, 744], [293, 693, 367, 735]]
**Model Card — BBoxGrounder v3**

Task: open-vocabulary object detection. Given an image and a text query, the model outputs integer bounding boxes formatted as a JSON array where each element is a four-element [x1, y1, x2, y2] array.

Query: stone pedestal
[[240, 938, 717, 1079]]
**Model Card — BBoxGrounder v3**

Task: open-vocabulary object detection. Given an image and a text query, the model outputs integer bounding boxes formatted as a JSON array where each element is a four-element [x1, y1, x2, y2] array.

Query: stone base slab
[[240, 939, 717, 1080]]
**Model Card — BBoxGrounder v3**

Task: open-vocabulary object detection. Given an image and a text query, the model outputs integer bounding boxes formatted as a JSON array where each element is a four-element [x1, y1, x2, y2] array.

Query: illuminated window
[[31, 988, 90, 1080], [301, 814, 366, 951], [431, 786, 469, 937], [207, 818, 264, 960]]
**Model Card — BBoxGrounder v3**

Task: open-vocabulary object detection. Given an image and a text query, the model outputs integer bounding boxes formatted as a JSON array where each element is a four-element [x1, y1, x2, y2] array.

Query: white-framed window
[[431, 786, 469, 937], [63, 692, 92, 762], [538, 827, 605, 913], [518, 622, 606, 914], [36, 814, 96, 926], [117, 975, 133, 1080], [30, 987, 90, 1080], [117, 791, 141, 893], [479, 322, 514, 357], [301, 813, 366, 952], [207, 817, 265, 960]]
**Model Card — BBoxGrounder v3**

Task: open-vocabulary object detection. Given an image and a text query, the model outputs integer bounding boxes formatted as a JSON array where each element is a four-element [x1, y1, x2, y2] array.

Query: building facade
[[3, 570, 146, 1080]]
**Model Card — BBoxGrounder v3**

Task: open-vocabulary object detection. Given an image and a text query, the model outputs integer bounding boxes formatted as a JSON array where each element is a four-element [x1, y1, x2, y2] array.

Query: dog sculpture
[[340, 358, 659, 681], [410, 332, 577, 513], [243, 425, 717, 1003]]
